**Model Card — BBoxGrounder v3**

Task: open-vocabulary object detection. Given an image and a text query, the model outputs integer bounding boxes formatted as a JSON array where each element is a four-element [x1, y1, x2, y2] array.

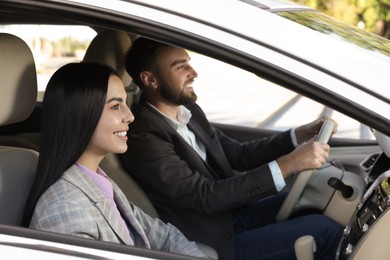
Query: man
[[121, 37, 342, 260]]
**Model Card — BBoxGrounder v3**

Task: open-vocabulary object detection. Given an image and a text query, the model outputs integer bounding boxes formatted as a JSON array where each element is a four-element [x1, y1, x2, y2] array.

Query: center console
[[336, 169, 390, 260]]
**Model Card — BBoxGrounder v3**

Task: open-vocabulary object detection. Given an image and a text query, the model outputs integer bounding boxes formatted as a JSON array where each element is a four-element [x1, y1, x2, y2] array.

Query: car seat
[[83, 29, 139, 106], [83, 29, 218, 259], [0, 33, 39, 225]]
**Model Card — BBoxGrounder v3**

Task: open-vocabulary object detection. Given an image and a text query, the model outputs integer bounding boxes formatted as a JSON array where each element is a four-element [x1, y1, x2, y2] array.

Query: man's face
[[154, 46, 198, 105]]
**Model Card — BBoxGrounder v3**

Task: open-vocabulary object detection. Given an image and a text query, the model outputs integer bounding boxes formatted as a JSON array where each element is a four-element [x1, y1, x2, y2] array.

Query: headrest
[[0, 33, 37, 126], [83, 30, 133, 87]]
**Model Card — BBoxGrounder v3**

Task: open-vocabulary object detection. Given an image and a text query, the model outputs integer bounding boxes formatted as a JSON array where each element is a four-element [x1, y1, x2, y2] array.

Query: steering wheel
[[275, 119, 335, 222]]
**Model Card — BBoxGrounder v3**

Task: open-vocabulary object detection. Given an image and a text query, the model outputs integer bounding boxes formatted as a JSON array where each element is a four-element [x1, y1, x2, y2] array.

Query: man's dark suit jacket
[[120, 98, 295, 260]]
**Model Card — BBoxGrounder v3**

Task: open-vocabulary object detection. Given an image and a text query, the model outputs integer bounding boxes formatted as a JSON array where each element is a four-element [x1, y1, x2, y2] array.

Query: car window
[[191, 52, 374, 140], [0, 25, 97, 101], [0, 24, 374, 141]]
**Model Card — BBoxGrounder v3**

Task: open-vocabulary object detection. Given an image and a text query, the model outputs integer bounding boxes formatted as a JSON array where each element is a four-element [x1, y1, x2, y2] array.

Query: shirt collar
[[147, 102, 192, 129], [76, 162, 113, 199]]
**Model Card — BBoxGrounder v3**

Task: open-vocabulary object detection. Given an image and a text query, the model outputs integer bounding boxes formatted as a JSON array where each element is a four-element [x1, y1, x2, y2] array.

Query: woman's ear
[[140, 71, 158, 89]]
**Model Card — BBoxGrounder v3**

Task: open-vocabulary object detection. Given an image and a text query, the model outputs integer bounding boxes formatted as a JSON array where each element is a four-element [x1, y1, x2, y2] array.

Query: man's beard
[[159, 79, 197, 105]]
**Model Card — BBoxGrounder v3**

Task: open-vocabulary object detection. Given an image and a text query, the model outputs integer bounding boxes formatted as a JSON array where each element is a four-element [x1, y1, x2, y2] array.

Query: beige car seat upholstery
[[100, 153, 159, 217], [83, 29, 139, 105], [0, 33, 39, 225], [84, 30, 218, 259], [83, 29, 132, 86]]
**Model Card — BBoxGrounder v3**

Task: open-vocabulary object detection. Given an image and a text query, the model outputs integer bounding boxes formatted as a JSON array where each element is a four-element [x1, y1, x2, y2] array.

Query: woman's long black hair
[[22, 62, 118, 227]]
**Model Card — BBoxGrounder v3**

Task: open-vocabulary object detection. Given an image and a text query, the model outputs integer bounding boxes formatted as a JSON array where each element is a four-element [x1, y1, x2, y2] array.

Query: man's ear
[[140, 71, 158, 89]]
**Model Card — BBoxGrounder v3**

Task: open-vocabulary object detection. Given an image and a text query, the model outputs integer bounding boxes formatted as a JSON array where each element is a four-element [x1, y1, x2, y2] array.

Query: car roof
[[238, 0, 313, 10]]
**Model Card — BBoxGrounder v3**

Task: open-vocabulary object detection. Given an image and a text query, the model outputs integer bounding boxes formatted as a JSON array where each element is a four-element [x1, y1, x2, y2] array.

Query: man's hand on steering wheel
[[275, 118, 337, 222], [276, 139, 330, 179], [295, 116, 338, 145]]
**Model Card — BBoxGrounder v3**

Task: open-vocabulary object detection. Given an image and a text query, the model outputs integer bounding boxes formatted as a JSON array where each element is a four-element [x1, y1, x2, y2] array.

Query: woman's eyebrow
[[106, 97, 124, 104]]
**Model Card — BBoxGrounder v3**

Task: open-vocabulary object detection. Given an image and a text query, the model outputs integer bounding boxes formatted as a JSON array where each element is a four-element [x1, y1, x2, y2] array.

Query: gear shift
[[294, 235, 316, 260]]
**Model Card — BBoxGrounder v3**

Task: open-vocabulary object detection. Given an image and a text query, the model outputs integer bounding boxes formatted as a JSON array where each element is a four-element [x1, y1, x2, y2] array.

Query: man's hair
[[125, 37, 170, 91]]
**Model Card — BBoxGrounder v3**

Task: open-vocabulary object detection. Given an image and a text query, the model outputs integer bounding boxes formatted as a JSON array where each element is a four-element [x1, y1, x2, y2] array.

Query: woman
[[22, 62, 206, 258]]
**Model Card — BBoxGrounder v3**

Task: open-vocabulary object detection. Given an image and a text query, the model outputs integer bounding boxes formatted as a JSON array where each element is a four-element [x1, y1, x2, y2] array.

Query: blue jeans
[[233, 193, 342, 260]]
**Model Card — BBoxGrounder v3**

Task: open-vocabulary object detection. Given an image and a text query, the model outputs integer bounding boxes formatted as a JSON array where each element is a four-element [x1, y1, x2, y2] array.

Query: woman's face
[[86, 75, 134, 158]]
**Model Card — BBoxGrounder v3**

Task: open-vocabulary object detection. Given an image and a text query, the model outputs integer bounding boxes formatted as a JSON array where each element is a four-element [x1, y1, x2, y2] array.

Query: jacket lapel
[[188, 120, 233, 179], [112, 181, 150, 248], [62, 165, 134, 245], [141, 100, 233, 179]]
